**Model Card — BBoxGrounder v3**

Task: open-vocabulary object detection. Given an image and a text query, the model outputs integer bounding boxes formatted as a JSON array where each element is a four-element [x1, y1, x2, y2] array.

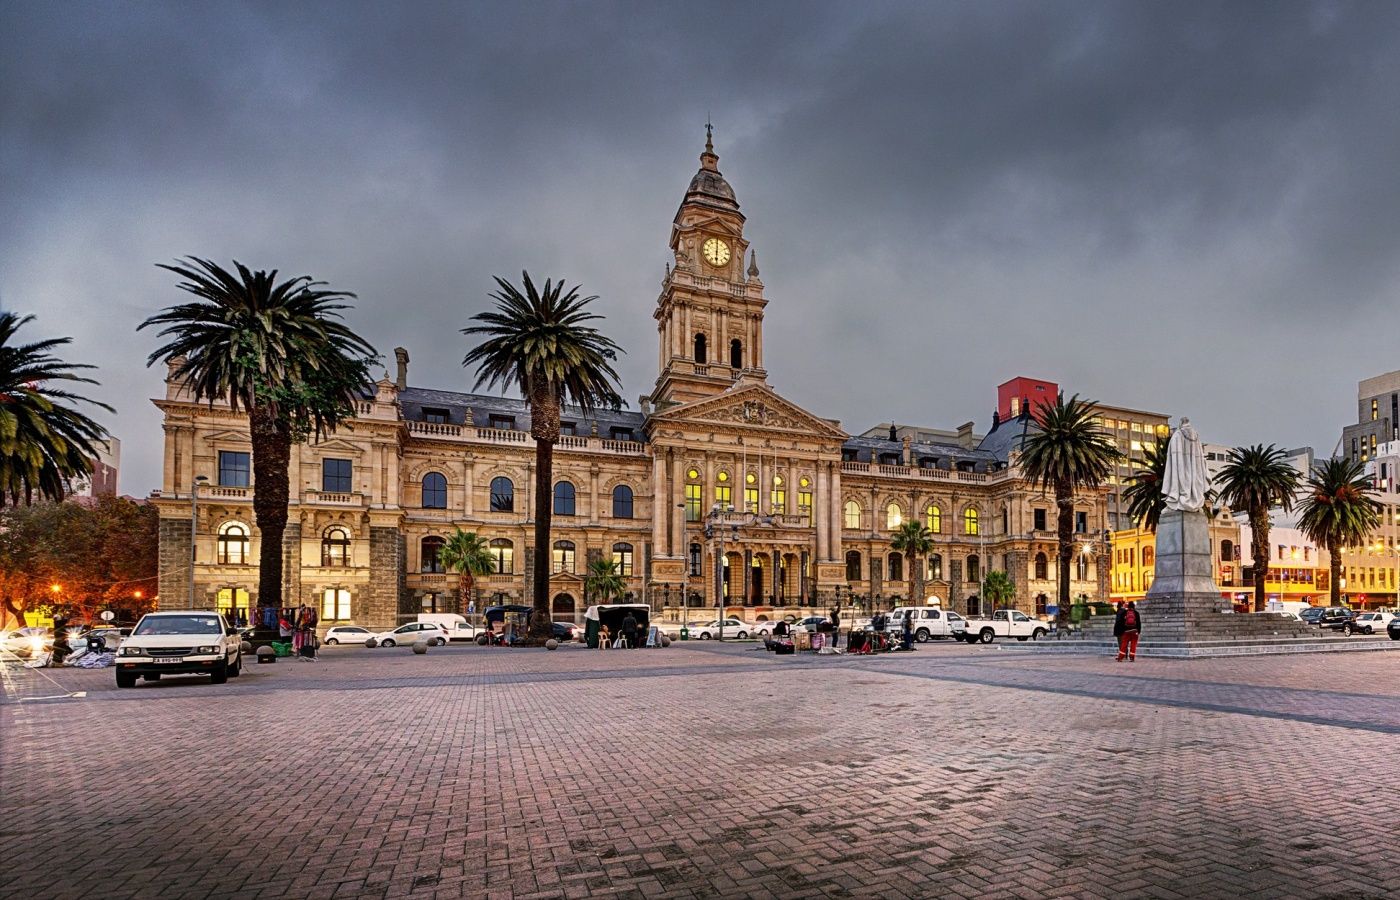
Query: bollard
[[255, 645, 276, 664], [412, 640, 429, 654], [545, 639, 559, 650]]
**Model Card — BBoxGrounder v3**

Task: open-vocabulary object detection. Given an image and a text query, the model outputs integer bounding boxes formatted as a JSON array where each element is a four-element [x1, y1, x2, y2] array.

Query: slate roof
[[399, 387, 645, 439], [841, 435, 999, 472], [974, 410, 1041, 462]]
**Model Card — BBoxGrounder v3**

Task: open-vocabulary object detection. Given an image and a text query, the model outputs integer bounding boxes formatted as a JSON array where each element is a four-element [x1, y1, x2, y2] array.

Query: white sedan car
[[1344, 611, 1395, 635], [368, 622, 448, 647], [688, 618, 753, 640], [751, 619, 798, 638], [323, 625, 374, 645]]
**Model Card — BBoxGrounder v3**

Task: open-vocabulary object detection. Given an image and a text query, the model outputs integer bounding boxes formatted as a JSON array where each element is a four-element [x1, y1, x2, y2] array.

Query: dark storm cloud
[[3, 0, 1398, 492]]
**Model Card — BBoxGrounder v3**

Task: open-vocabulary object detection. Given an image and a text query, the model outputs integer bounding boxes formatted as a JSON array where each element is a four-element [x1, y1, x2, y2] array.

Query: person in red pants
[[1115, 601, 1142, 661]]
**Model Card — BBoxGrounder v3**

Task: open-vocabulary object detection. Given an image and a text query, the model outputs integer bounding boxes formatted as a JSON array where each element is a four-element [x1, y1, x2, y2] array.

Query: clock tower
[[650, 127, 768, 406]]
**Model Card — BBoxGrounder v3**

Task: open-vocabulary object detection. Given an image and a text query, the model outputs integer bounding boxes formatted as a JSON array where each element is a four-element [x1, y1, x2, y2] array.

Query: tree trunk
[[528, 388, 561, 644], [463, 572, 475, 619], [911, 552, 924, 605], [1056, 479, 1074, 631], [1250, 506, 1270, 613], [249, 403, 291, 613], [1327, 537, 1341, 607]]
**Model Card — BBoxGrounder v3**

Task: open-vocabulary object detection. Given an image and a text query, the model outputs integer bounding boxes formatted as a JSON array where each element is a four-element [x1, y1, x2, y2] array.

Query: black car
[[1298, 607, 1326, 626], [551, 622, 578, 642], [1389, 616, 1400, 641], [1318, 607, 1356, 629]]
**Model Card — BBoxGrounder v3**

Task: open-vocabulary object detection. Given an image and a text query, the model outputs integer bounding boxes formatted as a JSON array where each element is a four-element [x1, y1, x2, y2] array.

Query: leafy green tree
[[584, 557, 626, 606], [140, 258, 376, 613], [1020, 393, 1120, 631], [437, 529, 495, 617], [890, 520, 934, 606], [1297, 458, 1381, 607], [463, 272, 624, 642], [1215, 444, 1301, 612], [983, 569, 1016, 610], [0, 312, 112, 506]]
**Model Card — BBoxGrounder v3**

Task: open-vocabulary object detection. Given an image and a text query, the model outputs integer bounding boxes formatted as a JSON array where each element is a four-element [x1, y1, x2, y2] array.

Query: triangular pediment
[[202, 429, 252, 444], [647, 380, 847, 440], [306, 438, 365, 456], [671, 216, 744, 241]]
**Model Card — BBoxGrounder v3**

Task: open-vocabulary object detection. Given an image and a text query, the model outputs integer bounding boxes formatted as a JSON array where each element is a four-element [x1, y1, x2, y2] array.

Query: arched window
[[694, 333, 707, 364], [1034, 552, 1048, 580], [888, 552, 904, 582], [926, 505, 941, 533], [686, 468, 703, 521], [217, 522, 249, 565], [963, 508, 979, 535], [844, 500, 861, 530], [489, 539, 513, 574], [1076, 555, 1089, 581], [967, 554, 981, 583], [730, 338, 742, 368], [1035, 593, 1048, 616], [1143, 548, 1154, 568], [1220, 539, 1234, 562], [422, 472, 447, 509], [552, 540, 575, 574], [928, 553, 943, 581], [612, 542, 634, 576], [421, 536, 445, 574], [689, 542, 702, 577], [886, 503, 903, 529], [612, 484, 634, 519], [322, 527, 350, 567], [490, 476, 514, 512], [845, 550, 862, 581], [553, 481, 576, 516]]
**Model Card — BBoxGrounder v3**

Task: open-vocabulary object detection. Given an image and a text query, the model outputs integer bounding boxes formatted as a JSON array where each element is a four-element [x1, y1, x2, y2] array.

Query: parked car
[[786, 616, 830, 634], [1343, 611, 1395, 635], [954, 609, 1049, 643], [115, 610, 243, 687], [751, 618, 797, 638], [323, 625, 374, 645], [688, 618, 752, 640], [1318, 607, 1356, 629], [1, 627, 52, 658], [1298, 607, 1327, 626], [886, 606, 967, 642], [418, 613, 482, 641], [1389, 616, 1400, 641], [368, 622, 448, 647], [552, 622, 580, 642]]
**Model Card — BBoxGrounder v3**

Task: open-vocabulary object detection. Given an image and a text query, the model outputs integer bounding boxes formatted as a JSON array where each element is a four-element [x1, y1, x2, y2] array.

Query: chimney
[[957, 421, 975, 449], [393, 347, 410, 390], [888, 423, 897, 441]]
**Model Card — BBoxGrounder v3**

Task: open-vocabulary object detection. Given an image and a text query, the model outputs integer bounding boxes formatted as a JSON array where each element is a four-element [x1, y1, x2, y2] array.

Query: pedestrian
[[902, 609, 914, 650], [1115, 601, 1142, 662], [621, 611, 639, 649], [829, 606, 841, 649]]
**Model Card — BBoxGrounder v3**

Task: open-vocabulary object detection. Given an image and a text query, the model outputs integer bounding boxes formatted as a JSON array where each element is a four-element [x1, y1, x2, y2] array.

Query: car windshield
[[134, 615, 221, 635]]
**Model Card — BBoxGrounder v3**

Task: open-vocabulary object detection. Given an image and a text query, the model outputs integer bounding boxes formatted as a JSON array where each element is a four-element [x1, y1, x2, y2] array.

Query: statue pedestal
[[1140, 508, 1229, 639]]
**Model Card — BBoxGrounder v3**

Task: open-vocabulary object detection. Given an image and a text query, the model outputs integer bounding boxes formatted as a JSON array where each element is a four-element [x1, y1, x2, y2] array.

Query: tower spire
[[700, 117, 719, 171]]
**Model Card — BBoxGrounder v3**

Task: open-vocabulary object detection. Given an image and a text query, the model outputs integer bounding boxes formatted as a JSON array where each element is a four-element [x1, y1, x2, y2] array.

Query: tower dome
[[678, 125, 741, 216]]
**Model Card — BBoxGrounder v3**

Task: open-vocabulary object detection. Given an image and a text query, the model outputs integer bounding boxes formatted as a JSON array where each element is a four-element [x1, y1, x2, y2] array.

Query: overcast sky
[[4, 1, 1398, 495]]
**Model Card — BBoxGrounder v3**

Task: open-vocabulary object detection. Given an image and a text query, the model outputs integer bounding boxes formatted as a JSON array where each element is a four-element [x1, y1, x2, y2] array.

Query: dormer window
[[609, 427, 634, 442], [489, 415, 515, 431], [560, 422, 576, 436], [422, 407, 449, 425], [842, 449, 860, 462]]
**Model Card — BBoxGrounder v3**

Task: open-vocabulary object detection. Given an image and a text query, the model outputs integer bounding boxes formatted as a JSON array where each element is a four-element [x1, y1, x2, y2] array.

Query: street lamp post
[[705, 503, 737, 641], [189, 475, 208, 609]]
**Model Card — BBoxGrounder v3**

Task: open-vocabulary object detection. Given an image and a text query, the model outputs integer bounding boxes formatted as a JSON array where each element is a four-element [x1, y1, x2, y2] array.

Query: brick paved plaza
[[3, 641, 1398, 899]]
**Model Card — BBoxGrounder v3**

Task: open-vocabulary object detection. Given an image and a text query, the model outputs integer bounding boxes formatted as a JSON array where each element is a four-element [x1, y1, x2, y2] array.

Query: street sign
[[100, 610, 115, 622]]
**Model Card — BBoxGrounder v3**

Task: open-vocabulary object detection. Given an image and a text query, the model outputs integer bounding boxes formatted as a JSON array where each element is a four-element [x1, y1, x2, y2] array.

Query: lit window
[[964, 508, 979, 535], [321, 588, 351, 621], [927, 505, 941, 533], [844, 500, 861, 530], [612, 542, 634, 577], [717, 471, 729, 483], [685, 483, 703, 521], [798, 491, 812, 526], [886, 503, 903, 529], [745, 481, 759, 513], [715, 484, 732, 509], [552, 540, 575, 574], [321, 527, 350, 567], [217, 522, 249, 565], [489, 539, 513, 574], [928, 554, 943, 581], [771, 475, 785, 515]]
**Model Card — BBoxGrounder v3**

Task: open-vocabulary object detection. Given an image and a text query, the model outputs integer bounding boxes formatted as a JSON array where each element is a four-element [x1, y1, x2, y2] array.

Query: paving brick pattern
[[3, 640, 1399, 899]]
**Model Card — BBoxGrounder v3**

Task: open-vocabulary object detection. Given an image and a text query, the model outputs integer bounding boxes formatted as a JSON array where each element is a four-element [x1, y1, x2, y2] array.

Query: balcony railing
[[204, 486, 251, 500], [404, 420, 646, 455], [839, 461, 1002, 484], [306, 491, 364, 506]]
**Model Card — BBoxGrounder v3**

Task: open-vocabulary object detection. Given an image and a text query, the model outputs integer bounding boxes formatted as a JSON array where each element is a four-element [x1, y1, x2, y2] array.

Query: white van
[[417, 613, 481, 641], [886, 606, 966, 642], [1264, 600, 1311, 619]]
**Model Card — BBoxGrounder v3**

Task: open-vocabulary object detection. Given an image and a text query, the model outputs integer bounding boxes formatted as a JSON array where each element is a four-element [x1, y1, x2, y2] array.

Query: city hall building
[[153, 135, 1109, 630]]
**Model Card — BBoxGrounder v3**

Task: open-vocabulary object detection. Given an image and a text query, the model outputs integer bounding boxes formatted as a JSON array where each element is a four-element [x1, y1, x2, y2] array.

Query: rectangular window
[[610, 427, 634, 442], [798, 491, 813, 526], [489, 415, 515, 431], [422, 407, 449, 425], [745, 486, 759, 514], [551, 545, 575, 574], [613, 545, 634, 577], [1372, 399, 1379, 421], [1075, 511, 1087, 533], [685, 483, 702, 521], [1033, 508, 1046, 531], [688, 544, 702, 577], [715, 484, 732, 510], [218, 451, 250, 488], [771, 488, 786, 515], [560, 421, 576, 436], [321, 589, 350, 621], [322, 458, 352, 493]]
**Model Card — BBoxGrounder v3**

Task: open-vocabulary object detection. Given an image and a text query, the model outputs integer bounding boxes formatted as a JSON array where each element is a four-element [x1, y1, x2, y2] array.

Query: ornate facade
[[153, 134, 1109, 629]]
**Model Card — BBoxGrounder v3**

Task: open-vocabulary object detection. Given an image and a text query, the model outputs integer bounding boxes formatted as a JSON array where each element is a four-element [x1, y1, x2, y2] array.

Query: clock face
[[702, 238, 731, 266]]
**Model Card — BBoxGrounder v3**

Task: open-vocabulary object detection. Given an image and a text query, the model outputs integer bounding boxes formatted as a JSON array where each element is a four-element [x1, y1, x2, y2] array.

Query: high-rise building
[[69, 436, 121, 499], [1341, 369, 1400, 467]]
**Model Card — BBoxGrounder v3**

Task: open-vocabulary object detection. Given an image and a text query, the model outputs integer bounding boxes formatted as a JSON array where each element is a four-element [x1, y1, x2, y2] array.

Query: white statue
[[1161, 418, 1209, 512]]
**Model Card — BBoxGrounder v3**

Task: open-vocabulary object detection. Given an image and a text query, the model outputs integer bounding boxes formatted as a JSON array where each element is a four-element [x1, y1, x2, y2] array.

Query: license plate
[[154, 657, 184, 664]]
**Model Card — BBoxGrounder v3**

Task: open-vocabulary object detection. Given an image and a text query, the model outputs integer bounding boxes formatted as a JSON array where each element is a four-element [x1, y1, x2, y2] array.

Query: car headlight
[[120, 646, 145, 656], [195, 645, 221, 655]]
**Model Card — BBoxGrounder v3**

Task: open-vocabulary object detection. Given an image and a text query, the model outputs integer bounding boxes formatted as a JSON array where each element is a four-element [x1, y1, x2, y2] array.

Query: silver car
[[369, 622, 448, 647]]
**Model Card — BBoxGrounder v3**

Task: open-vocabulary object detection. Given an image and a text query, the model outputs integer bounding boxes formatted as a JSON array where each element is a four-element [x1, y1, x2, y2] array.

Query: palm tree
[[983, 570, 1016, 610], [584, 557, 626, 606], [140, 258, 376, 613], [1020, 393, 1120, 632], [463, 272, 624, 643], [437, 529, 495, 618], [890, 520, 933, 605], [1215, 444, 1301, 612], [1297, 458, 1381, 607], [1121, 443, 1167, 533], [0, 312, 112, 506]]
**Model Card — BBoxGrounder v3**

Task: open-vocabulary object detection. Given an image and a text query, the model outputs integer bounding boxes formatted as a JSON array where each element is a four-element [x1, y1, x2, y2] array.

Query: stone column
[[800, 550, 810, 602], [589, 463, 600, 524], [829, 463, 843, 562], [159, 516, 192, 608], [652, 451, 667, 557], [670, 451, 685, 557], [367, 525, 405, 630], [463, 456, 475, 516], [283, 520, 303, 607], [743, 548, 753, 604], [816, 466, 830, 559]]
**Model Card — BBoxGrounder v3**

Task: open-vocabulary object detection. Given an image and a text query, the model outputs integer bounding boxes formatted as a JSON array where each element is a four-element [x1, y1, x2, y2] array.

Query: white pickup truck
[[954, 609, 1049, 644], [885, 606, 968, 642]]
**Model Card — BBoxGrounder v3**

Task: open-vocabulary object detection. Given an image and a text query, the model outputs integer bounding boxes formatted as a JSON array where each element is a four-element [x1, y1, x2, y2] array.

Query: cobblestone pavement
[[3, 639, 1398, 899]]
